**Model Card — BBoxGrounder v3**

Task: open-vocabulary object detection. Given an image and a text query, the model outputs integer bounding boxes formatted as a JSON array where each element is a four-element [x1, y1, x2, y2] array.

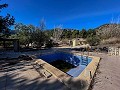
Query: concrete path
[[0, 61, 68, 90]]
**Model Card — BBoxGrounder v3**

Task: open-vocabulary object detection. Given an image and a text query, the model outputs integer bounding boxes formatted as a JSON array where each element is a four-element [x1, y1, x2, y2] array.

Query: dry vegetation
[[101, 37, 120, 45], [96, 23, 120, 45]]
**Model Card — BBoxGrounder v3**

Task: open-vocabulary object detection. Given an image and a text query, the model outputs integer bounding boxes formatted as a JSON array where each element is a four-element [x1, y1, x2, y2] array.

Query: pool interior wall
[[38, 52, 92, 77]]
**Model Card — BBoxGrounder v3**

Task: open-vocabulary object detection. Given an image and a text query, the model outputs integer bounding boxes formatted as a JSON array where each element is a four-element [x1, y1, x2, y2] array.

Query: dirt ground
[[89, 52, 120, 90]]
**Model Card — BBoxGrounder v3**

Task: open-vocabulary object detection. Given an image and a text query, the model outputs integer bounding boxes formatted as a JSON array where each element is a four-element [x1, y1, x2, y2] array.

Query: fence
[[108, 47, 120, 56]]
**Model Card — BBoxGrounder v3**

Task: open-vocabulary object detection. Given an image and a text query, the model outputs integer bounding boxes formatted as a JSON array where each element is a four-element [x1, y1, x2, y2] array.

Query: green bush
[[87, 35, 100, 46], [45, 39, 53, 48]]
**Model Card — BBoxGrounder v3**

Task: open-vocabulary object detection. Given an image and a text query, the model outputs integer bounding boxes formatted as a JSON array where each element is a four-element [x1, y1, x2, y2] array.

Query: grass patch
[[50, 60, 76, 72]]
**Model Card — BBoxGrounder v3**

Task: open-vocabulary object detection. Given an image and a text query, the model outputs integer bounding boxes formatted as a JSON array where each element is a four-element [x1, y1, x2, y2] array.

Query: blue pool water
[[38, 52, 92, 77]]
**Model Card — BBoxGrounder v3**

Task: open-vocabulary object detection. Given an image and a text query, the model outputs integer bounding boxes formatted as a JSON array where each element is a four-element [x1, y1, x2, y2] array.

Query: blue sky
[[1, 0, 120, 30]]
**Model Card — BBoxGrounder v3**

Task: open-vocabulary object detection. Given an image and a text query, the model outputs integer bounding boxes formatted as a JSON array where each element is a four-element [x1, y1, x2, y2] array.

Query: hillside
[[95, 24, 120, 46]]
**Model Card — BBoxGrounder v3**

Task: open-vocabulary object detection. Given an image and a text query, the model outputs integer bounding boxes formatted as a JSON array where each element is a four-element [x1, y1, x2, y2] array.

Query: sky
[[0, 0, 120, 30]]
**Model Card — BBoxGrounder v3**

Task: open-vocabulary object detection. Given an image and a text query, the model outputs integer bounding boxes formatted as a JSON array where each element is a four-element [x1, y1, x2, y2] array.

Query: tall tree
[[53, 25, 63, 42], [0, 2, 15, 37], [39, 18, 46, 31]]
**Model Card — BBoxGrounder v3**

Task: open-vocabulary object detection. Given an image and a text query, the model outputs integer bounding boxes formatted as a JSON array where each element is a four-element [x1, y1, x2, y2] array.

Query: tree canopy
[[0, 2, 15, 38]]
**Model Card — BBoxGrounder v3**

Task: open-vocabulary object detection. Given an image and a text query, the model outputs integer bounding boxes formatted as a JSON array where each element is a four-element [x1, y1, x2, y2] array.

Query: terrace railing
[[81, 55, 88, 66], [108, 47, 120, 56]]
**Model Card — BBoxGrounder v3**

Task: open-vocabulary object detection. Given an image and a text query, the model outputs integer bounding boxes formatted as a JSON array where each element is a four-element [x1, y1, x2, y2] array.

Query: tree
[[14, 22, 52, 48], [72, 30, 79, 38], [86, 35, 100, 46], [44, 29, 54, 38], [53, 25, 63, 42], [87, 29, 96, 37], [39, 18, 46, 31], [32, 27, 44, 47], [0, 3, 15, 37], [79, 29, 87, 38], [14, 23, 31, 47], [27, 24, 36, 44], [61, 29, 72, 39]]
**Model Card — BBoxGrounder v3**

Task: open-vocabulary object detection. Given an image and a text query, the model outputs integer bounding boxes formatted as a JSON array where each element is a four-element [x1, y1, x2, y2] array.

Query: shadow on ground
[[0, 48, 89, 90], [0, 67, 88, 90]]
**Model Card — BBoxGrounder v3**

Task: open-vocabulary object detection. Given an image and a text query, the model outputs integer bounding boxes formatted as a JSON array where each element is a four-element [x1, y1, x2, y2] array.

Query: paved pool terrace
[[37, 52, 92, 77], [35, 51, 100, 90]]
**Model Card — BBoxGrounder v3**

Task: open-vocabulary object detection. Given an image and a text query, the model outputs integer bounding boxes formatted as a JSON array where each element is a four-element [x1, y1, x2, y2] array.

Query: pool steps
[[81, 55, 88, 66]]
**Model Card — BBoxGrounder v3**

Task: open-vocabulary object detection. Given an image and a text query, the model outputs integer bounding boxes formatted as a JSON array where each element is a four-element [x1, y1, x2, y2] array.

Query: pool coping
[[34, 51, 100, 90]]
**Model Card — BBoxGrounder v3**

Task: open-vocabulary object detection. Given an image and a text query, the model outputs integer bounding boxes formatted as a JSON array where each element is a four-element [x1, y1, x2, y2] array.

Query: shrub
[[87, 35, 100, 46]]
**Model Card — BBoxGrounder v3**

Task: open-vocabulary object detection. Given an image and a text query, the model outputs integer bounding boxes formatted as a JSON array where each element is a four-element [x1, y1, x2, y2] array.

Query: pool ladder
[[81, 56, 88, 66]]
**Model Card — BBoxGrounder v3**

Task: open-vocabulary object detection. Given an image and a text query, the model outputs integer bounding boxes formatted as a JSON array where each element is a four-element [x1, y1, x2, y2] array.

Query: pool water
[[38, 52, 92, 77], [50, 60, 76, 72]]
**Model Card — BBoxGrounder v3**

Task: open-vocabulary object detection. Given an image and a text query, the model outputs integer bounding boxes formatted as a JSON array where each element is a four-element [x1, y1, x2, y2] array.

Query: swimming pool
[[38, 52, 92, 77]]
